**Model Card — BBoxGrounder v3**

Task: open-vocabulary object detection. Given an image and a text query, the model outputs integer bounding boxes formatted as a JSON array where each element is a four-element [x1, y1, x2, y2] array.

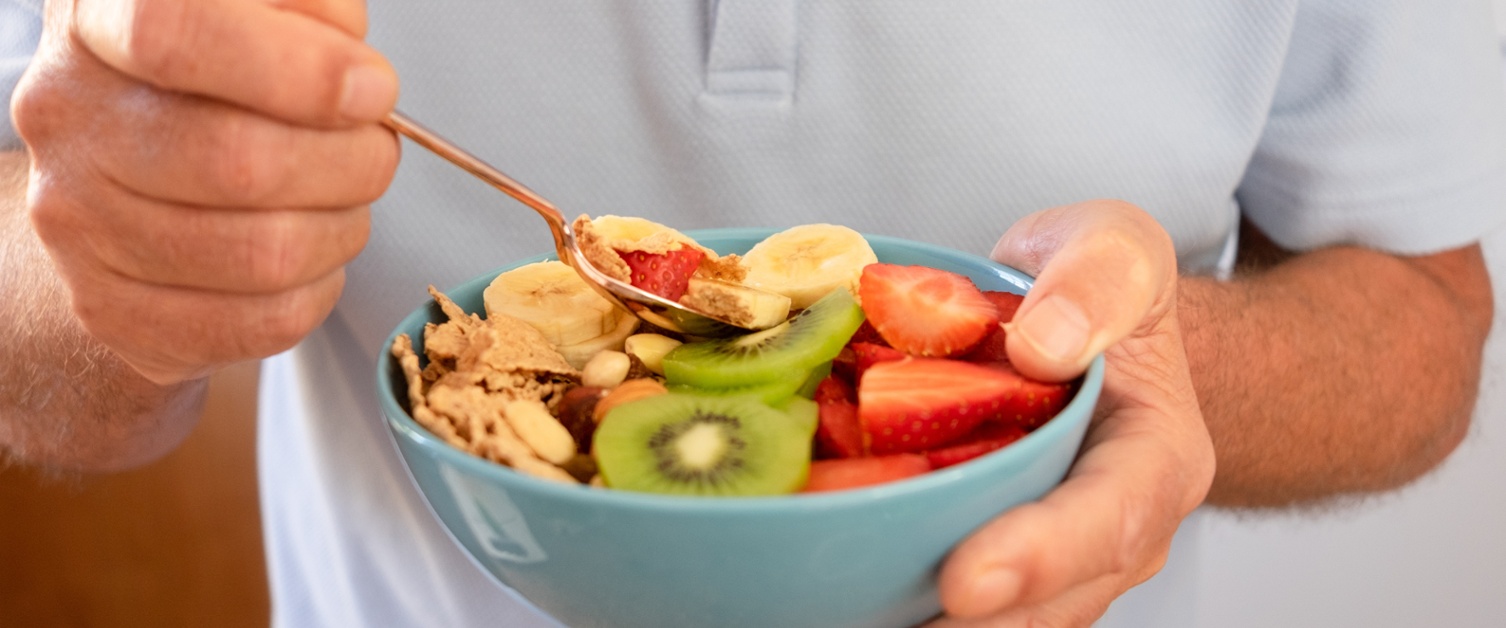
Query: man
[[3, 1, 1501, 626]]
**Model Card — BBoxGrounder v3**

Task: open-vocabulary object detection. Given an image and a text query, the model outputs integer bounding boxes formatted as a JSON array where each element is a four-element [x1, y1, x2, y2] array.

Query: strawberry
[[847, 319, 889, 347], [858, 263, 999, 357], [858, 358, 1023, 454], [984, 290, 1025, 322], [986, 361, 1075, 430], [616, 248, 705, 302], [812, 376, 865, 459], [802, 454, 931, 492], [962, 290, 1025, 364], [924, 422, 1028, 470], [850, 341, 906, 384]]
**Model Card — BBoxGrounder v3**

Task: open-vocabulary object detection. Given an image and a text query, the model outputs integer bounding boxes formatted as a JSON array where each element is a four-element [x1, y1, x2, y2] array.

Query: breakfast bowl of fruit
[[376, 219, 1105, 628]]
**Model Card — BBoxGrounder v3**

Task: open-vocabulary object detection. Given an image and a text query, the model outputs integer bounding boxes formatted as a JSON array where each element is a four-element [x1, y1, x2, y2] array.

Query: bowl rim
[[376, 228, 1104, 513]]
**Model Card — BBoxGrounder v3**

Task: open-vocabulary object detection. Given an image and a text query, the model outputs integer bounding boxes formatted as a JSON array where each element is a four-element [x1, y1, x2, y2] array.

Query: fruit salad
[[390, 219, 1076, 496]]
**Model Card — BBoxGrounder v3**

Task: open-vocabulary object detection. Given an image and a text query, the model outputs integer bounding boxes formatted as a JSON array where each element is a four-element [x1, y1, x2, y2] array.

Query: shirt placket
[[704, 0, 799, 104]]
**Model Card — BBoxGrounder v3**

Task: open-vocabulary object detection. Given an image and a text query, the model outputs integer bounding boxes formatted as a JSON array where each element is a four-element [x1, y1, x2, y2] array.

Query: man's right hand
[[11, 0, 399, 385]]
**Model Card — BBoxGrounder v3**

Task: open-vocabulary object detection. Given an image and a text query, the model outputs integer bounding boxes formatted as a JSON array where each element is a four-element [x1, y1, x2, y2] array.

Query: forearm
[[1, 150, 207, 472], [1180, 228, 1493, 507]]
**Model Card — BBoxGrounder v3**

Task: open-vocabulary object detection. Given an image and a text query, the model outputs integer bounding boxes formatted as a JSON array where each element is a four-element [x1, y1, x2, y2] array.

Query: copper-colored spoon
[[384, 110, 748, 336]]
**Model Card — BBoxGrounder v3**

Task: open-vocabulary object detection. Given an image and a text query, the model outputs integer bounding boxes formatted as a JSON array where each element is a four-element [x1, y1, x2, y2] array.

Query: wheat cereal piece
[[427, 383, 541, 465], [459, 316, 578, 379], [391, 334, 466, 450], [502, 399, 577, 464]]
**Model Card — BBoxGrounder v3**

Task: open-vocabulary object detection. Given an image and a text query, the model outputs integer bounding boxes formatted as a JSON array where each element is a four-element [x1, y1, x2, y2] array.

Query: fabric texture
[[0, 0, 42, 150], [4, 1, 1505, 626]]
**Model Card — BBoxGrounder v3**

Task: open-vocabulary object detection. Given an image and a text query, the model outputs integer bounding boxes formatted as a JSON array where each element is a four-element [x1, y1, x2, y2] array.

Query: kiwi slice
[[594, 393, 812, 496], [666, 361, 831, 405], [661, 288, 865, 389]]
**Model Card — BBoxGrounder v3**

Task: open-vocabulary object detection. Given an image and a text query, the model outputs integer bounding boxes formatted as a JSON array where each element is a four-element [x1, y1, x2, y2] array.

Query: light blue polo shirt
[[6, 1, 1506, 626]]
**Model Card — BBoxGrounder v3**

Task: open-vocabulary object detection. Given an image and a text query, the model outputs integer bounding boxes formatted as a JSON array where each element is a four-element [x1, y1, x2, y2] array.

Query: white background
[[1190, 5, 1506, 625]]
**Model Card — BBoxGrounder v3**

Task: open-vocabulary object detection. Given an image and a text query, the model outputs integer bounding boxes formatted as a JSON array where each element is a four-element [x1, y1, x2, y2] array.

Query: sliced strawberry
[[812, 376, 865, 459], [802, 454, 931, 492], [858, 263, 998, 357], [849, 341, 906, 384], [985, 361, 1076, 430], [858, 358, 1022, 454], [616, 248, 705, 302], [847, 319, 889, 347], [984, 291, 1025, 323], [963, 291, 1024, 364], [924, 422, 1028, 470]]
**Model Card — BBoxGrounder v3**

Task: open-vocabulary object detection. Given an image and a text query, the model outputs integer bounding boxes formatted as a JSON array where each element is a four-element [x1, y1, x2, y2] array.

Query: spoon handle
[[382, 110, 571, 252]]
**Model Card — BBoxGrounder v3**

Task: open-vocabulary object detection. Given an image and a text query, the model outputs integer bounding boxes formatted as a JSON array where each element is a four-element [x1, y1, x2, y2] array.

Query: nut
[[502, 398, 578, 464], [581, 350, 632, 388], [593, 378, 668, 423], [623, 333, 683, 375]]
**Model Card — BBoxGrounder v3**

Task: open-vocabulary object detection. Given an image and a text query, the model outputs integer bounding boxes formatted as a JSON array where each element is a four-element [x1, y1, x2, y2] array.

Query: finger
[[927, 574, 1120, 628], [59, 260, 348, 385], [936, 405, 1201, 619], [989, 200, 1177, 382], [31, 179, 370, 294], [98, 90, 399, 208], [262, 0, 369, 38], [74, 0, 397, 126]]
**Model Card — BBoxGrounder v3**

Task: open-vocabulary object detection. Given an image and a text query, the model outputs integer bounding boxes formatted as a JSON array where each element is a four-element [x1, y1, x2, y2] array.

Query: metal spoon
[[383, 110, 747, 337]]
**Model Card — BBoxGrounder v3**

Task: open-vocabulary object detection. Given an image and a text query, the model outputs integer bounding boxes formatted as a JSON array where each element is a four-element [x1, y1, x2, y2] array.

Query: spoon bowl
[[383, 110, 752, 337]]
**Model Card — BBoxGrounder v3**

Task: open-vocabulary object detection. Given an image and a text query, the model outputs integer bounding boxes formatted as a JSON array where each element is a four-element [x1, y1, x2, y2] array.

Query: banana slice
[[484, 261, 624, 346], [555, 308, 641, 370], [679, 278, 791, 330], [741, 224, 878, 310]]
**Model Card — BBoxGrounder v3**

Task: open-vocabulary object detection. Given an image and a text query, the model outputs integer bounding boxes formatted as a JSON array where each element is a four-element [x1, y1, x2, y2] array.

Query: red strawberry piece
[[858, 263, 999, 357], [847, 319, 890, 347], [812, 376, 866, 459], [986, 361, 1075, 430], [802, 454, 931, 492], [984, 291, 1024, 323], [963, 291, 1024, 364], [858, 358, 1023, 454], [830, 345, 857, 385], [616, 248, 705, 302], [924, 422, 1028, 470], [849, 341, 906, 383]]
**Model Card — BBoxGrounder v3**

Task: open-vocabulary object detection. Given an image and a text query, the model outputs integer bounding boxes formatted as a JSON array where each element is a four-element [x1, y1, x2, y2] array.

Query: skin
[[1, 0, 1494, 625]]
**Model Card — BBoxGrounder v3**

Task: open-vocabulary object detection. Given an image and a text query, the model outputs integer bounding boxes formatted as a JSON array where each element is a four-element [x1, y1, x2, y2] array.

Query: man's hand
[[11, 0, 399, 385], [929, 200, 1217, 626]]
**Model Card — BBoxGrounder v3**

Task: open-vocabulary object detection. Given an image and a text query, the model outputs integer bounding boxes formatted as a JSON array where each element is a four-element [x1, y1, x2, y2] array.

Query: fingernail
[[340, 64, 396, 121], [969, 568, 1023, 614], [1015, 295, 1089, 363]]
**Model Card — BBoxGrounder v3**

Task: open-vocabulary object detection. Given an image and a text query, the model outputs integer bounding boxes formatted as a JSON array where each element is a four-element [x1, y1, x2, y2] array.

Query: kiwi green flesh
[[661, 288, 865, 389], [774, 396, 819, 437], [594, 393, 812, 496], [665, 360, 831, 405]]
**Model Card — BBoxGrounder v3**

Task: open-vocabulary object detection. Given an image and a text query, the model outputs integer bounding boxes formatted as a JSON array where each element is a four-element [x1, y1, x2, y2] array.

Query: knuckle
[[10, 72, 69, 145]]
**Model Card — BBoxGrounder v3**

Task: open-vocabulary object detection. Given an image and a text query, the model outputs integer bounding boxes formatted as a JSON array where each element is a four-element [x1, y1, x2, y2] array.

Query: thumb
[[991, 200, 1178, 382]]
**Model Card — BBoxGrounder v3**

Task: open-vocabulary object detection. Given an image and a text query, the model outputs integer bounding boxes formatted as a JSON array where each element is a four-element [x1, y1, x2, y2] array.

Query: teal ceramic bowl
[[377, 229, 1104, 628]]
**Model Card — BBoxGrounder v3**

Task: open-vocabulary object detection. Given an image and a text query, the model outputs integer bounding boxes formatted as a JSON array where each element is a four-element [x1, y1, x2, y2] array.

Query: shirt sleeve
[[1237, 0, 1506, 254], [1, 0, 43, 151]]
